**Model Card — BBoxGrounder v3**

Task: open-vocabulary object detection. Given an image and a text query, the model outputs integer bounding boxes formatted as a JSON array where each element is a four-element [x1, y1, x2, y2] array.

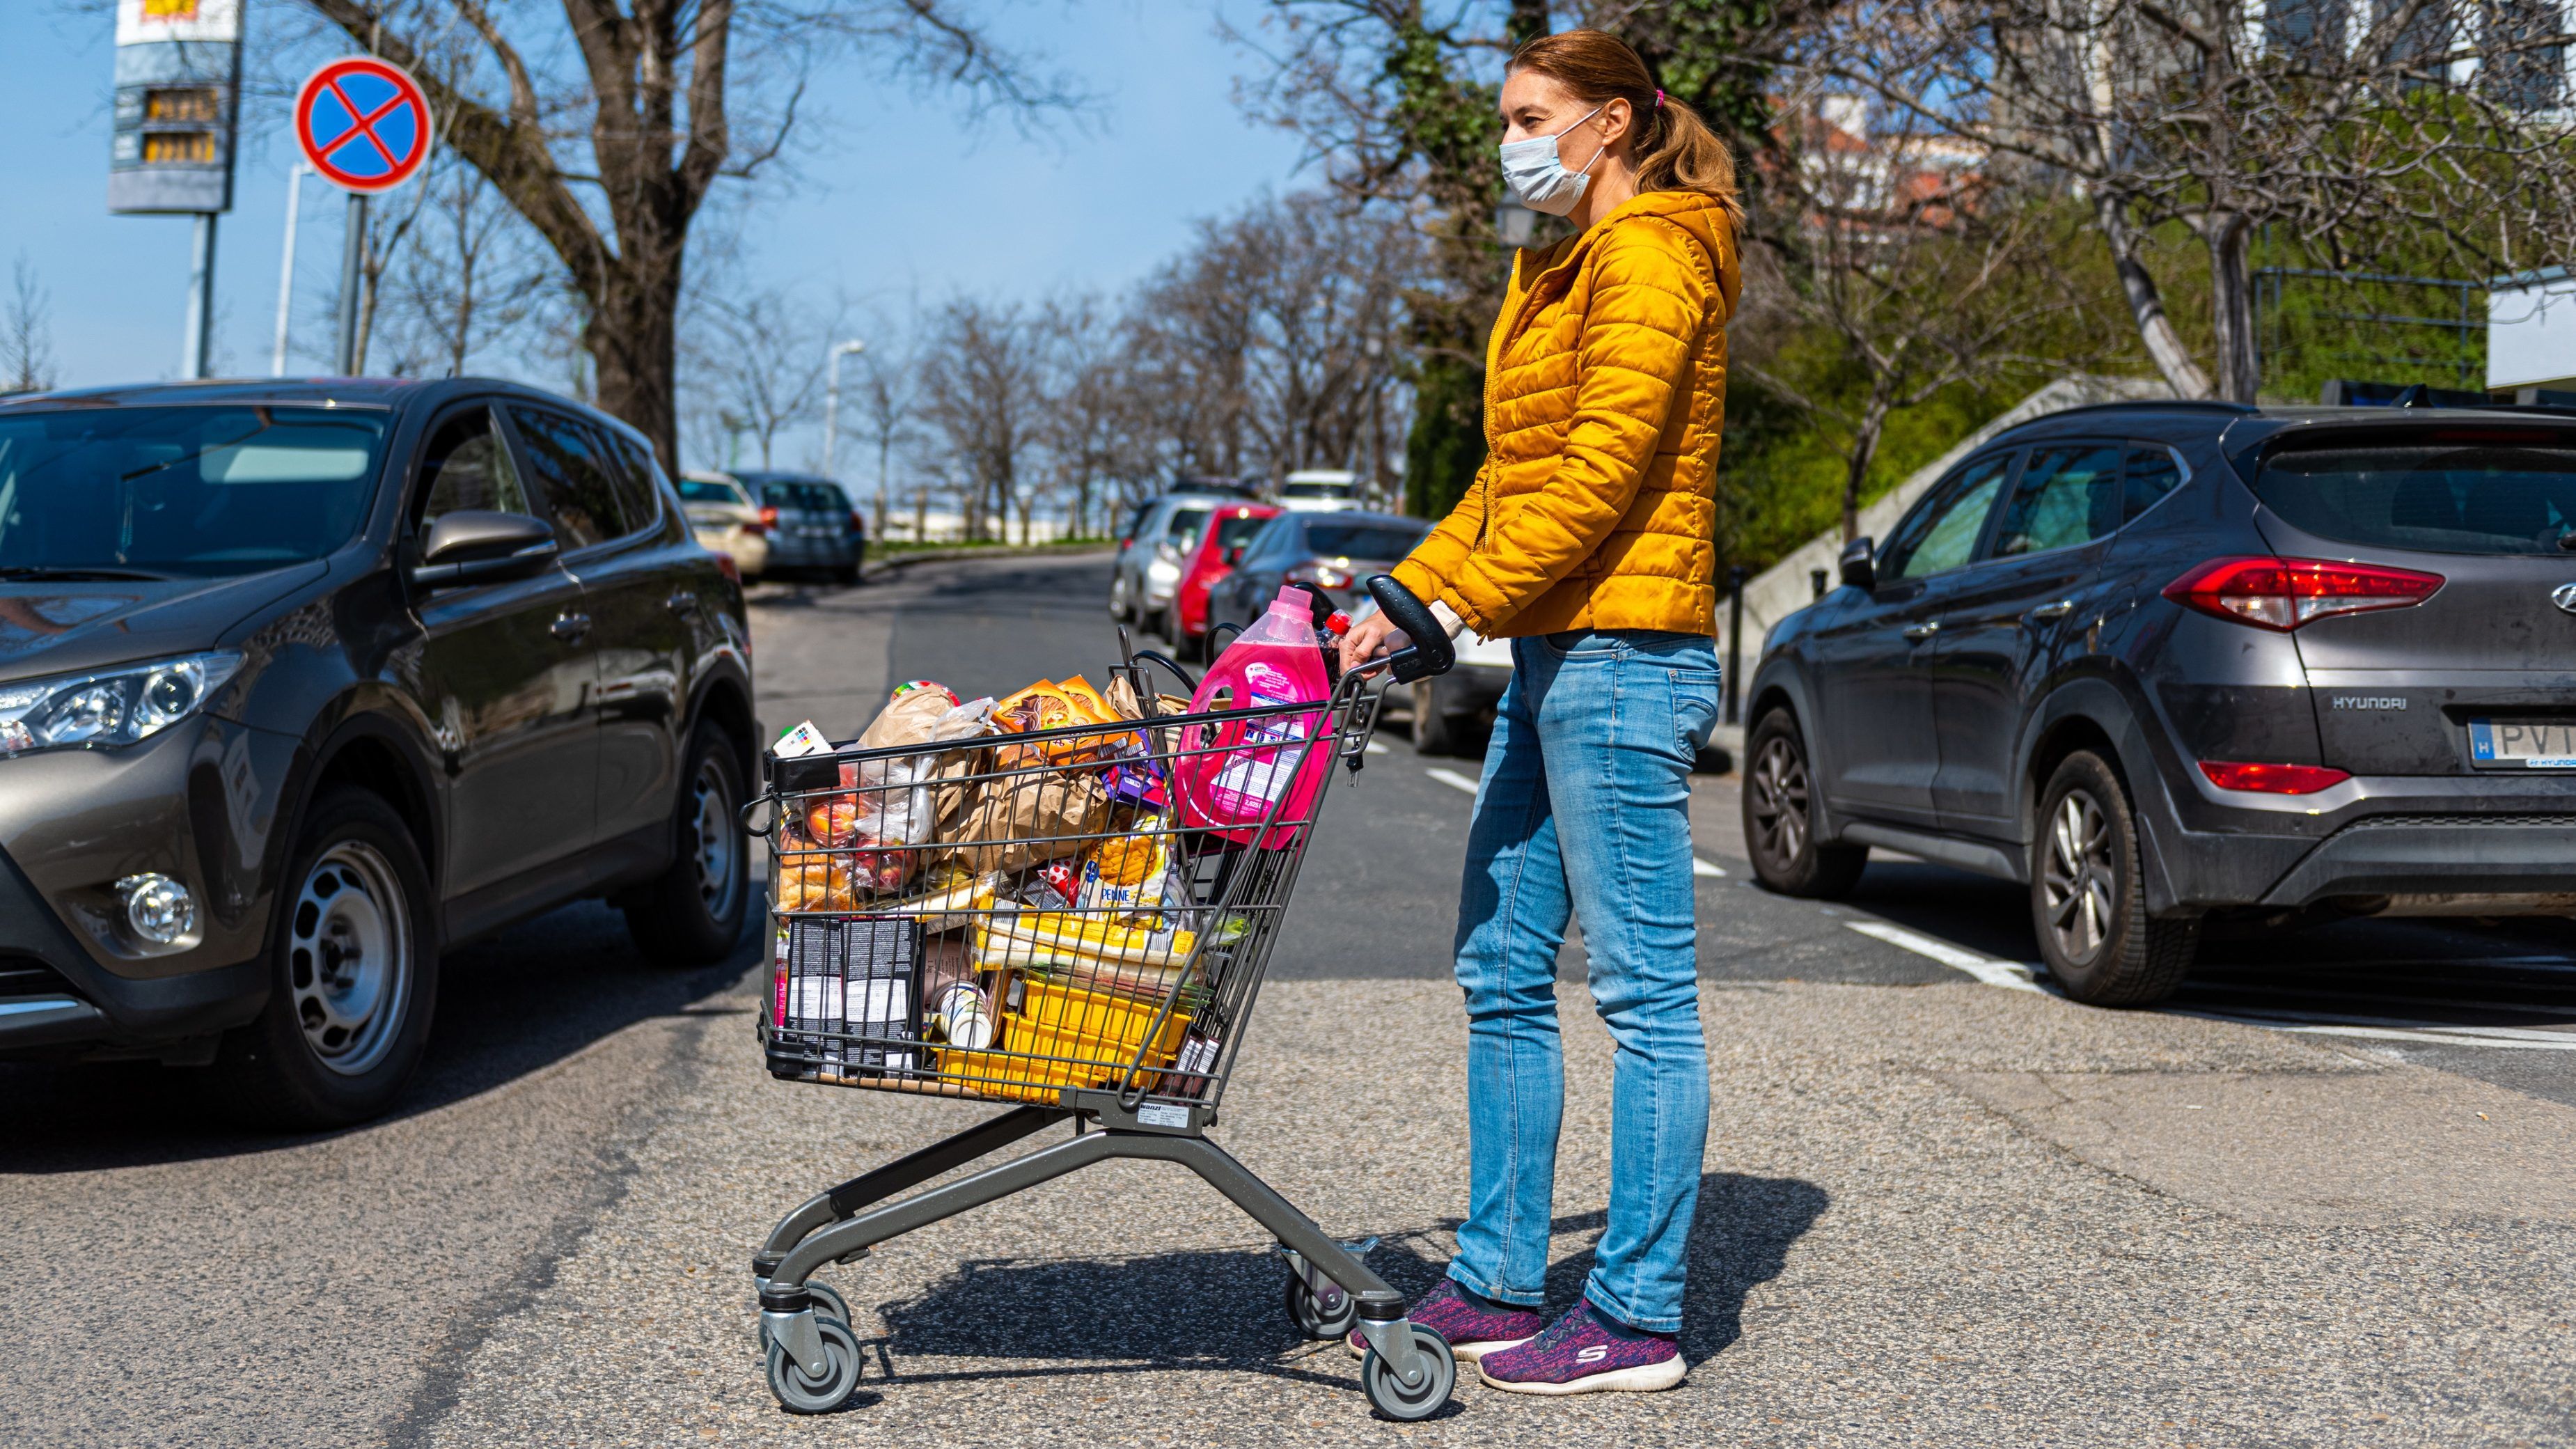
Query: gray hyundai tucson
[[0, 379, 755, 1125], [1742, 399, 2576, 1006]]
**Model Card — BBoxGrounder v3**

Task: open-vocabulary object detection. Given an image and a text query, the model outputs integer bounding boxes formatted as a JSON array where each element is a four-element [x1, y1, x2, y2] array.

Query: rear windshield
[[1303, 522, 1427, 560], [678, 477, 747, 505], [1164, 508, 1211, 546], [766, 482, 845, 512], [1280, 480, 1351, 499], [2257, 437, 2576, 554], [1211, 513, 1271, 551], [0, 405, 386, 575]]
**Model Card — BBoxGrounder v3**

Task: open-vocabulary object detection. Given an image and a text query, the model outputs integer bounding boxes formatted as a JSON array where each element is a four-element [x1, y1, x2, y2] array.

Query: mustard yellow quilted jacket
[[1392, 189, 1741, 638]]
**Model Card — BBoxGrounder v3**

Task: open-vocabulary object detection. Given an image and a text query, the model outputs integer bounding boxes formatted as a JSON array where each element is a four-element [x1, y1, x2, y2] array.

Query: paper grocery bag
[[935, 767, 1113, 875]]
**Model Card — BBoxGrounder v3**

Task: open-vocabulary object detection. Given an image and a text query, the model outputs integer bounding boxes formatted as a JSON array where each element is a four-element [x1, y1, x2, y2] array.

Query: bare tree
[[689, 289, 842, 469], [849, 343, 917, 536], [1801, 0, 2576, 400], [1741, 95, 2118, 540], [1115, 193, 1421, 487], [380, 162, 547, 377], [290, 0, 1076, 465], [917, 298, 1049, 542], [2, 256, 56, 394]]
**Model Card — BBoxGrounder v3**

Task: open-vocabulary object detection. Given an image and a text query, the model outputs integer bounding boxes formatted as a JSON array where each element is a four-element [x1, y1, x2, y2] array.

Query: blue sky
[[0, 0, 1313, 395]]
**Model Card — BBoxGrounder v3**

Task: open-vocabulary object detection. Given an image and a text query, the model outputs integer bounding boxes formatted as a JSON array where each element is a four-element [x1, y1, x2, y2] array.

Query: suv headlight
[[0, 652, 243, 756]]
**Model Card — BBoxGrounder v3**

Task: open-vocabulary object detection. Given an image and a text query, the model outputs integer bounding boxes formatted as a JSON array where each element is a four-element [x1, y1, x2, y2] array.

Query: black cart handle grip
[[1365, 574, 1455, 684]]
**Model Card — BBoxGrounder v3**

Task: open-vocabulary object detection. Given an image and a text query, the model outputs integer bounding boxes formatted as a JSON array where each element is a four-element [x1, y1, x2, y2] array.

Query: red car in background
[[1162, 502, 1280, 659]]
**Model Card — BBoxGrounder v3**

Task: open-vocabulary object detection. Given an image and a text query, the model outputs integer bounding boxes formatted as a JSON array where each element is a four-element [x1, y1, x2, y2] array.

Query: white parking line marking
[[1693, 856, 1728, 878], [2266, 1022, 2576, 1052], [2181, 1006, 2576, 1044], [1842, 921, 2047, 994], [1839, 920, 2571, 1053], [1365, 740, 1388, 755], [1425, 767, 1481, 795]]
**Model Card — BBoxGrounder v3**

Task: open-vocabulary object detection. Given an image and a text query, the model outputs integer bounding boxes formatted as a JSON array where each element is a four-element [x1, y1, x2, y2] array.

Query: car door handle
[[551, 612, 592, 642], [663, 589, 695, 616], [2027, 599, 2075, 622], [1902, 622, 1941, 641]]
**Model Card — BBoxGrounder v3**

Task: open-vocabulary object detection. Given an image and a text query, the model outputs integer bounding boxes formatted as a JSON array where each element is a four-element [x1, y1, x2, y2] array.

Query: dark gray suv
[[1742, 400, 2576, 1005], [0, 379, 756, 1124]]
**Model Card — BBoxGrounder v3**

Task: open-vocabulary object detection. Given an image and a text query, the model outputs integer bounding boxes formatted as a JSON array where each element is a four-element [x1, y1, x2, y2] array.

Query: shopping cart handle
[[1365, 574, 1454, 684]]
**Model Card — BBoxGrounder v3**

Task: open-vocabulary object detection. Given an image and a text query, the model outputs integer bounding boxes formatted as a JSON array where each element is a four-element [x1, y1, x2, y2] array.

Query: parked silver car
[[1107, 492, 1243, 627]]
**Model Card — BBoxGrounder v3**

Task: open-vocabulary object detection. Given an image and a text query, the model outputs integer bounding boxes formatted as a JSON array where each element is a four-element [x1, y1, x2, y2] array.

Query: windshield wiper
[[0, 566, 171, 582]]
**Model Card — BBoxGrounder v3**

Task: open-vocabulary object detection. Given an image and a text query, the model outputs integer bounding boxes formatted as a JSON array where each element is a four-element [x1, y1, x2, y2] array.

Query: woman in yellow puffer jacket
[[1340, 29, 1739, 1395]]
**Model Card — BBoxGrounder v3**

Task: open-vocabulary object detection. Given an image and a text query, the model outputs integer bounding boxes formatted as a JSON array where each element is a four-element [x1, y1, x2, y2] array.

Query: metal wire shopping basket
[[741, 575, 1461, 1420]]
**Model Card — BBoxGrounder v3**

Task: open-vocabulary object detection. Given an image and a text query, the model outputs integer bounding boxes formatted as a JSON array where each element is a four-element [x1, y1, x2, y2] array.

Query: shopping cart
[[741, 575, 1459, 1419]]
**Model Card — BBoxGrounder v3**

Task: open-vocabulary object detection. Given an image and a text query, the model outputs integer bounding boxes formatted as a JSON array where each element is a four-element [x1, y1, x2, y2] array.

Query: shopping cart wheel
[[757, 1280, 851, 1350], [1282, 1274, 1359, 1340], [764, 1314, 863, 1414], [1360, 1324, 1455, 1421]]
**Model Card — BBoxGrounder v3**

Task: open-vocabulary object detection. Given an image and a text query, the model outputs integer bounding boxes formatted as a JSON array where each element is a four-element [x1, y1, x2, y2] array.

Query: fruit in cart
[[804, 795, 863, 847], [992, 676, 1136, 768]]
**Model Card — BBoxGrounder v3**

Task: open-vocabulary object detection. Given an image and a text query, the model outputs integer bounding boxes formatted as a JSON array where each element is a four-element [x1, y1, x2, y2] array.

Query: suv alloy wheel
[[622, 723, 750, 966], [2030, 750, 2199, 1005], [226, 788, 439, 1127], [1743, 709, 1869, 898]]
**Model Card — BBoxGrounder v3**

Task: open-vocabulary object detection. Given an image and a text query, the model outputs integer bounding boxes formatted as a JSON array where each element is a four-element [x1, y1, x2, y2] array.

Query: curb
[[868, 543, 1115, 572]]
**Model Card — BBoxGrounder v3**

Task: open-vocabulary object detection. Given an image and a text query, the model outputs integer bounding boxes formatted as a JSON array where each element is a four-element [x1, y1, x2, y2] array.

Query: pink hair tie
[[1654, 88, 1667, 109]]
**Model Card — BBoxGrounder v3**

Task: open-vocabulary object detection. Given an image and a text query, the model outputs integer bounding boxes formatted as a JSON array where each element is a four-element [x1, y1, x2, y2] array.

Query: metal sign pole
[[182, 214, 218, 379], [333, 191, 367, 375], [272, 164, 305, 376]]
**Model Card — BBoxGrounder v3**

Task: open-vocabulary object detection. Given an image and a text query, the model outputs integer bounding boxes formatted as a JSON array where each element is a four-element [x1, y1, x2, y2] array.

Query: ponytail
[[1510, 29, 1743, 221]]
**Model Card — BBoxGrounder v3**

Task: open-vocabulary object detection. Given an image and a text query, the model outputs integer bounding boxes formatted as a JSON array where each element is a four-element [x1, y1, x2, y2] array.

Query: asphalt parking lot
[[3, 551, 2570, 1447]]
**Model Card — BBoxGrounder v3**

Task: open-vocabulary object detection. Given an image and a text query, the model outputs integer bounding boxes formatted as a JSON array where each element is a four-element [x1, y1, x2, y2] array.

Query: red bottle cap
[[1326, 612, 1351, 635]]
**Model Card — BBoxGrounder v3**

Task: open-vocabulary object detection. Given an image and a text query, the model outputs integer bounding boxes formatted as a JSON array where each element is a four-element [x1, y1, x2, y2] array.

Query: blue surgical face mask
[[1498, 104, 1607, 218]]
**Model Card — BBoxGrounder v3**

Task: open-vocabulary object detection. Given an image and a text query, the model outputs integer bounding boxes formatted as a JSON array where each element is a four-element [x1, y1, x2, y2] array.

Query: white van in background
[[1276, 469, 1360, 512]]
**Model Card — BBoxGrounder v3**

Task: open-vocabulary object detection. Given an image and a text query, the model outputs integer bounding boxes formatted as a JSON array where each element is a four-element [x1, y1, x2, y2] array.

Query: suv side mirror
[[411, 510, 559, 588], [1838, 535, 1876, 593]]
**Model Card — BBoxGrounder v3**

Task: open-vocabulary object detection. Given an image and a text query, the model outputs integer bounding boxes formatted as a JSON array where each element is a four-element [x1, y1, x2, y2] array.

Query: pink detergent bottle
[[1176, 586, 1335, 846]]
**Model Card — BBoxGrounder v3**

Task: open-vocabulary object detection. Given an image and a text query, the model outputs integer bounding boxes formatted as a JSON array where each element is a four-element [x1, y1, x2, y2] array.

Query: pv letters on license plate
[[2472, 720, 2576, 766]]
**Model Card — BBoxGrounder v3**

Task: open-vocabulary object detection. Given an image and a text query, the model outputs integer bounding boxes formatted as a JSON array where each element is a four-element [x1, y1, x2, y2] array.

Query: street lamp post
[[821, 338, 867, 478]]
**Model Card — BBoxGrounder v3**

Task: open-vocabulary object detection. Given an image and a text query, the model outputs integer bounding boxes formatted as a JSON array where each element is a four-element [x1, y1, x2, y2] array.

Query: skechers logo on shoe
[[1576, 1345, 1609, 1363]]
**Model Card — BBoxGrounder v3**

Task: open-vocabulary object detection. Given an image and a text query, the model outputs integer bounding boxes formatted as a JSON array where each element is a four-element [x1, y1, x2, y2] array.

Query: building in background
[[2488, 267, 2576, 399]]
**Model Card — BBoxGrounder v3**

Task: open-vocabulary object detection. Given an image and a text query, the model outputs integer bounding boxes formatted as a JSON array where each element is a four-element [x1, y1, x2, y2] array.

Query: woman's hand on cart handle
[[1338, 610, 1403, 675], [1345, 575, 1458, 684]]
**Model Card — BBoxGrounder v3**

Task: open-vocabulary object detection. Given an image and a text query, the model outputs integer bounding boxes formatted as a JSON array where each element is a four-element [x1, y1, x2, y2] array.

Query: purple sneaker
[[1475, 1300, 1686, 1395], [1345, 1278, 1544, 1363]]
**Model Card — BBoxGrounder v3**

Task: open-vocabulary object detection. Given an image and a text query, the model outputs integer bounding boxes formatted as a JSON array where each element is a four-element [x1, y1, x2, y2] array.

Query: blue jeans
[[1445, 629, 1721, 1334]]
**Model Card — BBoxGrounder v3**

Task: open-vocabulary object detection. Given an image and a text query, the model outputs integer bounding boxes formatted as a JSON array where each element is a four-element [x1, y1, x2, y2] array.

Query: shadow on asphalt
[[0, 898, 761, 1175], [867, 1170, 1825, 1376]]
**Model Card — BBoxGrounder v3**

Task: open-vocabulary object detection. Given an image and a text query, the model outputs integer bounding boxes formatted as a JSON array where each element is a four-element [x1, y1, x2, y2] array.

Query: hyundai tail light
[[2197, 760, 2352, 794], [2163, 556, 2442, 631]]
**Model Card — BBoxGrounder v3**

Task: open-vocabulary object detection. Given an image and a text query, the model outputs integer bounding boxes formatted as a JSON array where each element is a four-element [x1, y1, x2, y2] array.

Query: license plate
[[797, 526, 837, 538], [2468, 719, 2576, 767]]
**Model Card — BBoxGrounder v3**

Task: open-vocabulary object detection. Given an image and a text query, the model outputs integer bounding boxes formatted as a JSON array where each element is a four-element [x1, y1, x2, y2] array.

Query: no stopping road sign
[[294, 57, 434, 193]]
